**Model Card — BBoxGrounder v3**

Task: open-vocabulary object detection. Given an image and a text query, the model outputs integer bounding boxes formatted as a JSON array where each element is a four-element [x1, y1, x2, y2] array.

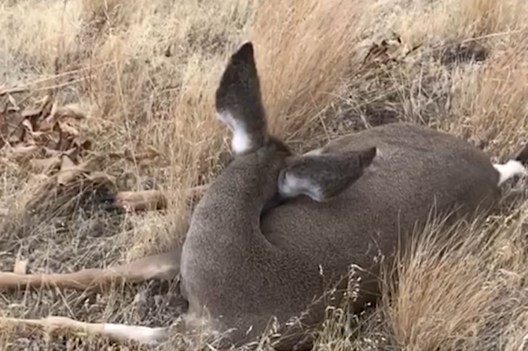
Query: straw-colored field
[[1, 0, 528, 349]]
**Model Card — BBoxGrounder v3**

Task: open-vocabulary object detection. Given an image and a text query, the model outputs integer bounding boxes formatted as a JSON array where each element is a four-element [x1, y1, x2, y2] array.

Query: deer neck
[[188, 150, 287, 245]]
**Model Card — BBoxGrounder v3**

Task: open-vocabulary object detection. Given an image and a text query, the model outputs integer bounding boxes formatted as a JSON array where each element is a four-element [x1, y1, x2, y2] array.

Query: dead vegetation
[[1, 0, 528, 350]]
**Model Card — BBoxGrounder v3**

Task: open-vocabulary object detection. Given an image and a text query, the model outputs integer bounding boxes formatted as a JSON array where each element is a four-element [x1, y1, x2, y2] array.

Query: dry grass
[[1, 0, 528, 350]]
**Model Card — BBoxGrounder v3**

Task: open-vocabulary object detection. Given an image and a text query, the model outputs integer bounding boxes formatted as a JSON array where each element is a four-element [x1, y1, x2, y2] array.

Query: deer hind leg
[[0, 250, 181, 293], [4, 316, 169, 346]]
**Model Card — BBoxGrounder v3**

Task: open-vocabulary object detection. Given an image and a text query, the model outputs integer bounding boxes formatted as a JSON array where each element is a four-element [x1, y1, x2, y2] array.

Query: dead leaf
[[85, 171, 112, 182], [2, 111, 26, 144], [362, 33, 420, 69], [114, 190, 167, 212], [38, 101, 59, 132], [30, 156, 62, 173], [63, 146, 82, 164], [21, 107, 44, 120], [7, 95, 19, 111], [56, 155, 82, 185], [6, 144, 41, 161], [61, 154, 76, 169], [54, 104, 87, 121], [58, 122, 79, 138], [43, 147, 63, 158]]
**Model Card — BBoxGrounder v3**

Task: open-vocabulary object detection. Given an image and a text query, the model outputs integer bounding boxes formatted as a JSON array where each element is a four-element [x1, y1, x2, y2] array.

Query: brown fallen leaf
[[54, 104, 87, 121], [85, 171, 113, 183], [58, 122, 79, 138], [7, 94, 19, 111], [21, 118, 41, 144], [38, 101, 59, 132], [21, 116, 34, 133], [56, 155, 83, 185], [21, 95, 51, 120], [43, 147, 63, 158], [114, 190, 167, 212], [30, 156, 62, 174], [5, 144, 42, 162]]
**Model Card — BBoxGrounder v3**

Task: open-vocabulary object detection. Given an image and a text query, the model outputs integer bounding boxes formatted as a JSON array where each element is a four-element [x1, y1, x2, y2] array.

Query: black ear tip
[[239, 41, 254, 52], [231, 41, 255, 63]]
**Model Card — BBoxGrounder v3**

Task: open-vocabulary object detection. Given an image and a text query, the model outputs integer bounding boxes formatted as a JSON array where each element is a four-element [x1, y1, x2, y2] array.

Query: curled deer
[[1, 42, 527, 350]]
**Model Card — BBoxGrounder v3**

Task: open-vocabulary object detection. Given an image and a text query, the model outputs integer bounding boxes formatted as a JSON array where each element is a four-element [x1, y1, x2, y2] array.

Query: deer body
[[180, 125, 502, 349], [177, 44, 512, 349]]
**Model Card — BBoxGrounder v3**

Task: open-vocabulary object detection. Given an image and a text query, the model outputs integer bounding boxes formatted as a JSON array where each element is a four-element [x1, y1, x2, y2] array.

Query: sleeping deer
[[1, 42, 526, 350]]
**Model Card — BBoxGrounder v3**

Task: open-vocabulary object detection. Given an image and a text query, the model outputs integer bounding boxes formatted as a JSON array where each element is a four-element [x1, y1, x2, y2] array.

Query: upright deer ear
[[215, 42, 268, 155], [278, 147, 377, 202]]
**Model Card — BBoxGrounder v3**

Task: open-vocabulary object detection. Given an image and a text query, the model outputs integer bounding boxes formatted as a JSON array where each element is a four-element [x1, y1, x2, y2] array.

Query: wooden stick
[[4, 316, 169, 346], [114, 190, 168, 212], [0, 251, 181, 293]]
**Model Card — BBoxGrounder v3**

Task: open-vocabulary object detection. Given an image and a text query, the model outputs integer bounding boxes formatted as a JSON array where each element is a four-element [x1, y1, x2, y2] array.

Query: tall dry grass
[[0, 0, 528, 350]]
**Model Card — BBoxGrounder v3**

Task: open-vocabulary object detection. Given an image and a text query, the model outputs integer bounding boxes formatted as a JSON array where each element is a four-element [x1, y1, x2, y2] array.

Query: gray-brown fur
[[178, 42, 506, 350]]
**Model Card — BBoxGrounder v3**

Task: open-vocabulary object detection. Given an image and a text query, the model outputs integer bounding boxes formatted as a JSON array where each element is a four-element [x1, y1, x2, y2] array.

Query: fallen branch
[[3, 316, 168, 346], [114, 190, 168, 212], [112, 185, 210, 213]]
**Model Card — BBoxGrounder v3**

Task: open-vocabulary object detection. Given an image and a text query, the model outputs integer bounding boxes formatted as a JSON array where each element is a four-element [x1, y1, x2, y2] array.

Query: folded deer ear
[[215, 42, 269, 155], [278, 147, 377, 202]]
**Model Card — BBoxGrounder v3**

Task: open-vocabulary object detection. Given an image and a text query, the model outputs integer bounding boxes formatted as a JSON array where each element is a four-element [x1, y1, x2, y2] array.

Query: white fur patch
[[103, 324, 169, 345], [493, 160, 527, 186], [303, 148, 324, 156], [231, 126, 252, 154], [217, 111, 235, 131], [279, 173, 323, 201], [217, 111, 252, 154]]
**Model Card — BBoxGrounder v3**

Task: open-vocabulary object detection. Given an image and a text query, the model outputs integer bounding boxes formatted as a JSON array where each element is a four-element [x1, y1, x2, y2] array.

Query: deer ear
[[215, 42, 268, 155], [278, 147, 377, 202]]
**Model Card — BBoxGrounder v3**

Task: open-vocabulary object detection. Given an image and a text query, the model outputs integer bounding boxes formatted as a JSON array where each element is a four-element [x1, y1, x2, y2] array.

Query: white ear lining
[[217, 111, 253, 154], [279, 172, 323, 202], [217, 111, 235, 131]]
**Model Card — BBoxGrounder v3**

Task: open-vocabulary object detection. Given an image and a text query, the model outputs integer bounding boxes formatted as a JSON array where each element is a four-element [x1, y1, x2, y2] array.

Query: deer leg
[[0, 250, 181, 293], [4, 316, 169, 346]]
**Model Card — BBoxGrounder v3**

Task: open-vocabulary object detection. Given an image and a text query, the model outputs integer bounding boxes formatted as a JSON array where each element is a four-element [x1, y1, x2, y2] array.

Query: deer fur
[[1, 42, 526, 350]]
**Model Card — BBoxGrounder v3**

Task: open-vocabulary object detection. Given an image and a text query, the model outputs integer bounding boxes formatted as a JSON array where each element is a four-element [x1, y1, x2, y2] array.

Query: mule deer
[[1, 42, 527, 350]]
